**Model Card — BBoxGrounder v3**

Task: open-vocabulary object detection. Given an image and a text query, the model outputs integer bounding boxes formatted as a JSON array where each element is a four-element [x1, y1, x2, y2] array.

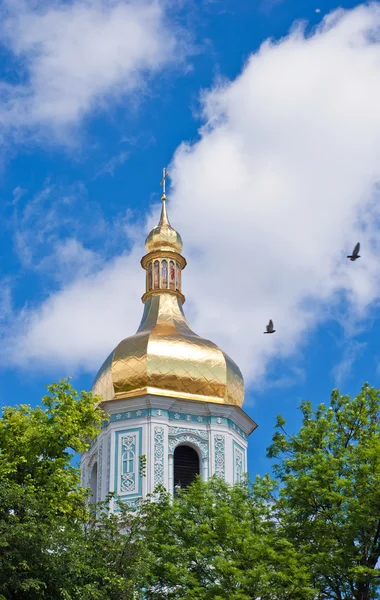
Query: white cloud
[[332, 341, 367, 387], [0, 0, 187, 141], [168, 3, 380, 383], [4, 4, 380, 389], [6, 249, 144, 372]]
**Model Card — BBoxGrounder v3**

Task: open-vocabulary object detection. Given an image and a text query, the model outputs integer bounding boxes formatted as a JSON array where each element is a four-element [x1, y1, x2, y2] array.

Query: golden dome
[[145, 195, 183, 254], [92, 170, 245, 408], [93, 294, 244, 406]]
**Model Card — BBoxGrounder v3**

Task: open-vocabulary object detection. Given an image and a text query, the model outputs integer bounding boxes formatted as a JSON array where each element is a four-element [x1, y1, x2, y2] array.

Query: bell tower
[[80, 169, 257, 509]]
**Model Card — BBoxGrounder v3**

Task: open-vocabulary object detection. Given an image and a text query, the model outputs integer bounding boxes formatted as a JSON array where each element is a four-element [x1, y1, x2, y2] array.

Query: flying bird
[[264, 319, 276, 334], [347, 242, 360, 261]]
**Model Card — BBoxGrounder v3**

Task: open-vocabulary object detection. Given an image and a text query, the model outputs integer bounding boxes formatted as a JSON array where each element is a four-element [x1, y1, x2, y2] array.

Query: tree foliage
[[268, 382, 380, 600], [0, 379, 103, 599], [137, 477, 314, 599], [1, 380, 380, 600]]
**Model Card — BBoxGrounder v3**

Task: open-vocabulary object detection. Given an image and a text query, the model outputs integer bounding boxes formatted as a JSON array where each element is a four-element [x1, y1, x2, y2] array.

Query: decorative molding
[[154, 427, 165, 487], [168, 427, 209, 458], [114, 428, 142, 498], [233, 441, 245, 484], [97, 439, 103, 501], [87, 449, 97, 486], [214, 435, 225, 479], [104, 409, 247, 440], [168, 427, 208, 440], [120, 434, 137, 494], [124, 498, 142, 511], [106, 434, 111, 493], [81, 463, 86, 488], [110, 409, 149, 423]]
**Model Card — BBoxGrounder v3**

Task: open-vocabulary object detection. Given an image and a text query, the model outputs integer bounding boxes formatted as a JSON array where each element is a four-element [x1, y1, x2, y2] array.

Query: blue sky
[[0, 0, 380, 477]]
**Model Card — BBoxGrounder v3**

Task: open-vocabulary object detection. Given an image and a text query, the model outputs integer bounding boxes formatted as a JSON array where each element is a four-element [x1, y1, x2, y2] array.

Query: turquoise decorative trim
[[169, 411, 209, 424], [104, 410, 247, 439], [211, 416, 228, 426], [114, 497, 142, 513], [153, 409, 168, 418], [227, 420, 247, 439], [114, 428, 142, 499], [111, 409, 149, 422]]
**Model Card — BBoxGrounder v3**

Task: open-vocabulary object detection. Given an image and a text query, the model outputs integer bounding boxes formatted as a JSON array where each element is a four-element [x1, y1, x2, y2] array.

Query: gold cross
[[160, 167, 169, 196]]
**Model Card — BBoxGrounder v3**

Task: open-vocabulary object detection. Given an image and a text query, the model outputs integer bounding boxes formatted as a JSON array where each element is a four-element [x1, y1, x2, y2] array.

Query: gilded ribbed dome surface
[[92, 294, 244, 407], [145, 197, 183, 254]]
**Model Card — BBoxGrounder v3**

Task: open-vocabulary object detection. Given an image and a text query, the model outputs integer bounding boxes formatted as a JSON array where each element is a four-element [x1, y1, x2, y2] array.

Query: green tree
[[268, 382, 380, 600], [55, 495, 146, 600], [0, 379, 103, 599], [137, 477, 314, 600]]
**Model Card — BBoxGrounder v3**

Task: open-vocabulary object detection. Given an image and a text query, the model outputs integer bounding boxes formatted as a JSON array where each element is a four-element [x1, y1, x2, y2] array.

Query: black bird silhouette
[[347, 242, 360, 261], [264, 319, 276, 334]]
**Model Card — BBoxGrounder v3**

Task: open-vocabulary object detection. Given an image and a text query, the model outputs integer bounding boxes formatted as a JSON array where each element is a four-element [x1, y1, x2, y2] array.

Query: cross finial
[[160, 167, 169, 198]]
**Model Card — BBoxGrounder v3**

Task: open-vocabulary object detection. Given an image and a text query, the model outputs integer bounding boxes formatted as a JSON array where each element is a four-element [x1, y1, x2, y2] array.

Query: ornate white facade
[[81, 395, 256, 508]]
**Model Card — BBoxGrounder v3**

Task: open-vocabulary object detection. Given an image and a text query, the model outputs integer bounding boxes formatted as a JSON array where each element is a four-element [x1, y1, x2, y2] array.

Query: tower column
[[168, 453, 174, 495], [202, 456, 209, 481]]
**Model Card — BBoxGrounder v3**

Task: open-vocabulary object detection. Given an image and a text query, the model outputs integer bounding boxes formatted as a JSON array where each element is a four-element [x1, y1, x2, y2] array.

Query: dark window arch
[[174, 445, 200, 490]]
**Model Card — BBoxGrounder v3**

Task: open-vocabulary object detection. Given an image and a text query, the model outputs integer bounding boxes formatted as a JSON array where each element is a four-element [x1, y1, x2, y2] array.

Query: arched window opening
[[122, 450, 135, 474], [161, 259, 168, 289], [153, 260, 160, 289], [169, 260, 175, 290], [176, 262, 180, 290], [148, 262, 153, 290], [89, 462, 98, 504], [174, 445, 200, 490]]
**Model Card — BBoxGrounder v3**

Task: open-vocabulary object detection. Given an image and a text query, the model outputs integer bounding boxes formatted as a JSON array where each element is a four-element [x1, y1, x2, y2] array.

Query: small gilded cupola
[[141, 168, 186, 304]]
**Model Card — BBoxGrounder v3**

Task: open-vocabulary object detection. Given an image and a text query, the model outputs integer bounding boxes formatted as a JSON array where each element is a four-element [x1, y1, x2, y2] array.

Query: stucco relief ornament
[[136, 410, 142, 416], [216, 417, 222, 424], [156, 409, 162, 416], [168, 427, 208, 440], [121, 473, 135, 493], [168, 427, 209, 458], [174, 413, 180, 419], [127, 412, 131, 419], [122, 435, 135, 450], [125, 499, 141, 511], [154, 427, 165, 486], [235, 447, 244, 483], [197, 416, 203, 422], [116, 414, 122, 420], [185, 415, 191, 421], [214, 435, 225, 478]]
